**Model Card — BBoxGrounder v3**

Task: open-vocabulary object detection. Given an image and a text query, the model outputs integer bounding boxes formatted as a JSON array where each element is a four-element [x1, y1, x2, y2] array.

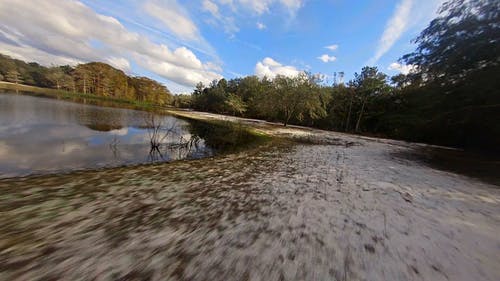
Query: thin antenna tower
[[338, 72, 345, 85]]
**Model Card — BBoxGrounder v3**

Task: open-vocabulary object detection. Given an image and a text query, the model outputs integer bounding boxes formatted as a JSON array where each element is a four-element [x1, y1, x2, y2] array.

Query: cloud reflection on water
[[0, 93, 212, 178]]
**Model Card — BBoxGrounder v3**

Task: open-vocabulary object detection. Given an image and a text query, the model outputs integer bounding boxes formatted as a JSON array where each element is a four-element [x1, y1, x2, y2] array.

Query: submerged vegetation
[[0, 92, 272, 178], [0, 0, 498, 153], [187, 0, 499, 152], [188, 119, 272, 152], [0, 1, 499, 280]]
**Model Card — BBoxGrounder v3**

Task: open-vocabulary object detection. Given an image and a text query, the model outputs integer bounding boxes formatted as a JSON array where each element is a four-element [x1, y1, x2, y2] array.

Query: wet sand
[[1, 111, 499, 281]]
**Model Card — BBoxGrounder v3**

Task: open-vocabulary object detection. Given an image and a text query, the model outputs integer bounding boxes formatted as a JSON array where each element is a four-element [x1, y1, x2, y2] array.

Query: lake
[[0, 93, 233, 178]]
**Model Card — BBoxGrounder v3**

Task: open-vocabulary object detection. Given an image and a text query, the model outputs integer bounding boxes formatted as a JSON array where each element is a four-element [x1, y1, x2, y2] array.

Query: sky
[[0, 0, 445, 93]]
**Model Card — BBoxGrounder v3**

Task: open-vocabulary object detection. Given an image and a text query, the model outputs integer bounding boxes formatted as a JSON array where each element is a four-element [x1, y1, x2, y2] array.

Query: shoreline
[[166, 108, 460, 150], [1, 117, 499, 280], [0, 87, 500, 185], [1, 92, 499, 280], [1, 89, 498, 184], [0, 81, 161, 111], [0, 84, 468, 151], [2, 84, 491, 156]]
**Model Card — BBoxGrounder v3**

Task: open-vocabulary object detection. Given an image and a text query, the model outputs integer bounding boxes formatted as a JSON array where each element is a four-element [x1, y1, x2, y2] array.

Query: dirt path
[[1, 111, 499, 281]]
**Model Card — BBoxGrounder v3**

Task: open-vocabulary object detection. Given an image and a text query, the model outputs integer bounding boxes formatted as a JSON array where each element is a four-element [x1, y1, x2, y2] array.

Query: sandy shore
[[1, 110, 499, 281]]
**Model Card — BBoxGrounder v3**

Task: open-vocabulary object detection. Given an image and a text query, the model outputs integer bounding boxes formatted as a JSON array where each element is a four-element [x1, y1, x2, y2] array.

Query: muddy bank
[[1, 111, 499, 281]]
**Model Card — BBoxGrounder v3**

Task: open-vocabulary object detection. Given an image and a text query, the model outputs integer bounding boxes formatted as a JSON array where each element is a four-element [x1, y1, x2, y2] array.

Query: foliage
[[396, 0, 500, 151], [350, 67, 391, 132], [224, 93, 247, 116], [129, 76, 172, 105], [172, 94, 193, 108], [191, 73, 327, 126], [188, 120, 269, 152], [271, 73, 327, 126], [189, 0, 499, 152], [191, 0, 499, 152], [402, 0, 500, 84], [0, 0, 498, 152], [0, 81, 161, 111], [0, 54, 172, 105], [5, 70, 23, 84]]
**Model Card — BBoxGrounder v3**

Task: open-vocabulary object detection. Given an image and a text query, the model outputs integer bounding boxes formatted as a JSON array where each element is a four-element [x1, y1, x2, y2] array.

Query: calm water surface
[[0, 93, 214, 178]]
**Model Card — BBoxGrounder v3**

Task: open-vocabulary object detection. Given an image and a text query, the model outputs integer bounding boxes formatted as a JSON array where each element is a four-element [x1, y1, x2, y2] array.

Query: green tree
[[130, 76, 172, 105], [5, 70, 23, 84], [318, 84, 352, 131], [237, 76, 271, 118], [192, 80, 227, 112], [224, 93, 247, 116], [172, 94, 193, 108], [402, 0, 500, 83], [73, 66, 91, 94], [390, 73, 411, 90], [395, 0, 500, 150], [271, 73, 326, 126], [350, 67, 390, 132], [46, 67, 66, 89]]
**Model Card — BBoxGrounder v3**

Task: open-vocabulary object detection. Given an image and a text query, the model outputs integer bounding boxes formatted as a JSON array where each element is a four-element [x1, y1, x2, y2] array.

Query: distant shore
[[0, 81, 160, 111]]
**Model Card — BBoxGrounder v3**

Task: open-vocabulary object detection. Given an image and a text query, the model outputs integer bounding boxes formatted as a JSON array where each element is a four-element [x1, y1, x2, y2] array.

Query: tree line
[[187, 68, 404, 133], [0, 56, 172, 105], [0, 0, 497, 152], [180, 0, 499, 152]]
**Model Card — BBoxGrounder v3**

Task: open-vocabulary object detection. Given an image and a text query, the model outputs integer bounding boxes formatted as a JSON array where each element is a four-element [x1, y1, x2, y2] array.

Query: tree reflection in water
[[0, 93, 271, 177]]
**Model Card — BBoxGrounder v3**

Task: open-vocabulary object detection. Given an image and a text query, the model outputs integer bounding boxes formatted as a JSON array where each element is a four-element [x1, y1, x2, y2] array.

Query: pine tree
[[5, 70, 23, 84]]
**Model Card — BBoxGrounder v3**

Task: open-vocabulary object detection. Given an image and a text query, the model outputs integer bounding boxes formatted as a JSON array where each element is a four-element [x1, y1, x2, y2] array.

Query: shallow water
[[1, 94, 499, 281], [0, 93, 214, 178], [1, 140, 499, 281]]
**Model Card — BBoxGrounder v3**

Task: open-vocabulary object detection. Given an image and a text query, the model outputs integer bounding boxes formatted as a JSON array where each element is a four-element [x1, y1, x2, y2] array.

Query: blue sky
[[0, 0, 445, 93]]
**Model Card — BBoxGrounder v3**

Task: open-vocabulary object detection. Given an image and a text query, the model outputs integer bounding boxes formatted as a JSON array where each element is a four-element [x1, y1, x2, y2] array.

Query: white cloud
[[201, 0, 303, 36], [144, 0, 201, 42], [237, 0, 271, 14], [280, 0, 303, 11], [325, 44, 339, 51], [368, 0, 445, 65], [317, 54, 337, 63], [204, 61, 223, 73], [139, 55, 222, 86], [220, 0, 303, 15], [202, 0, 239, 35], [106, 57, 131, 72], [78, 1, 219, 59], [0, 0, 222, 89], [368, 0, 413, 64], [388, 62, 416, 74], [255, 57, 302, 78], [203, 0, 220, 16], [0, 40, 82, 66]]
